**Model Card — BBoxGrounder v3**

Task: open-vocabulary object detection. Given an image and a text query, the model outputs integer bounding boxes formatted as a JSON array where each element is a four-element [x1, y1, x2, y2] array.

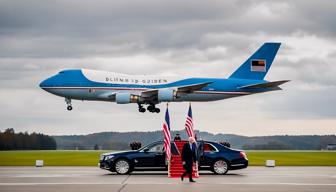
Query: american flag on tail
[[185, 103, 194, 138], [162, 105, 171, 161]]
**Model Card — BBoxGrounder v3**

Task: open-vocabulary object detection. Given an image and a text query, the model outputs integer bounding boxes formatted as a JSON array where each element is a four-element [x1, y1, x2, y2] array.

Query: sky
[[0, 0, 335, 136]]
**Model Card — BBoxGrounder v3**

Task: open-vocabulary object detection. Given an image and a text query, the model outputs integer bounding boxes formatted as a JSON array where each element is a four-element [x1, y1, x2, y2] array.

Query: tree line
[[242, 141, 291, 150], [54, 130, 336, 150], [0, 128, 57, 150]]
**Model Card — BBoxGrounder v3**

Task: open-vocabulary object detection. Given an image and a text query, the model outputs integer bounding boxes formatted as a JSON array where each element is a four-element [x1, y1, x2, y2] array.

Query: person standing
[[174, 133, 181, 141], [181, 137, 197, 182], [134, 141, 138, 150], [130, 142, 134, 150]]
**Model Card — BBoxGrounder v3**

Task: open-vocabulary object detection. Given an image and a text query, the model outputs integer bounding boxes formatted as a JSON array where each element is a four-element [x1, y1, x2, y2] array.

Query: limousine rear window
[[204, 143, 218, 152]]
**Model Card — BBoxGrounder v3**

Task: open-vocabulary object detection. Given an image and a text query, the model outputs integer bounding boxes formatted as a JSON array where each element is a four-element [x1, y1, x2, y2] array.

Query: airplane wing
[[238, 80, 290, 89], [141, 89, 158, 98], [141, 82, 212, 98], [177, 82, 213, 93], [95, 82, 213, 101]]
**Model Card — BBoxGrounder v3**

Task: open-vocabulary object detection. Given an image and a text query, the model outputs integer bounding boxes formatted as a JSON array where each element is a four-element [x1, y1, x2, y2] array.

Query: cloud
[[0, 0, 335, 136]]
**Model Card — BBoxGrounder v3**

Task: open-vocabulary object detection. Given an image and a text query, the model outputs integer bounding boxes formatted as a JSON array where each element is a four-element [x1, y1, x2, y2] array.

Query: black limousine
[[99, 140, 248, 175]]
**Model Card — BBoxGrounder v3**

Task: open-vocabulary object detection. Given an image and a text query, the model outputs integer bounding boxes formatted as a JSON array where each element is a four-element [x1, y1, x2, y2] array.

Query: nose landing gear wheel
[[65, 98, 73, 111]]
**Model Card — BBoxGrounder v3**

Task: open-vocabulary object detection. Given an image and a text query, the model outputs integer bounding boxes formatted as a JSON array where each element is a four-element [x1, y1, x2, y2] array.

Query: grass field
[[246, 151, 336, 166], [0, 150, 110, 166], [0, 150, 335, 166]]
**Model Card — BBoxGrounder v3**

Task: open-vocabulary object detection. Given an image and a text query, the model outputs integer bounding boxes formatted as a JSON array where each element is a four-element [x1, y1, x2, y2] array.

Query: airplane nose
[[39, 80, 44, 88], [39, 78, 50, 89]]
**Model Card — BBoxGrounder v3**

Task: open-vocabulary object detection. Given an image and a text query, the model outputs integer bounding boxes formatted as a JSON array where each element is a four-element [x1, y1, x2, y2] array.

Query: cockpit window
[[59, 71, 65, 74]]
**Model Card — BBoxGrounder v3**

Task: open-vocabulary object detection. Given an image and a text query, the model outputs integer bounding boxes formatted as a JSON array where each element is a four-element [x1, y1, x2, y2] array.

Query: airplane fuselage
[[40, 69, 273, 102], [39, 43, 288, 113]]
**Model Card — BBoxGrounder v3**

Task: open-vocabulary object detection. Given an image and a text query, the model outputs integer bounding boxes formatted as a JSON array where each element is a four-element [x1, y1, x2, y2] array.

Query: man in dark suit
[[181, 137, 197, 182], [174, 133, 181, 141]]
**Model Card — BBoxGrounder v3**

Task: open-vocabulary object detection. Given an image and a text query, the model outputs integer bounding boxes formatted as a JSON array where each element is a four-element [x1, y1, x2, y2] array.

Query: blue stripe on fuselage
[[40, 69, 267, 92]]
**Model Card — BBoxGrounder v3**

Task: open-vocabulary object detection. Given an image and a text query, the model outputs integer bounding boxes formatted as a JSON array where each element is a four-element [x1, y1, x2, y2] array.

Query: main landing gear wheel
[[138, 103, 146, 113], [147, 105, 160, 113], [139, 107, 146, 113], [65, 98, 73, 111]]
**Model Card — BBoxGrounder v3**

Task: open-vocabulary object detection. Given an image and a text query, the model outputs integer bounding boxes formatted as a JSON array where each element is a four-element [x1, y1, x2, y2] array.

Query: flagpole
[[168, 102, 170, 177], [165, 102, 171, 177], [168, 157, 171, 177], [190, 102, 199, 177]]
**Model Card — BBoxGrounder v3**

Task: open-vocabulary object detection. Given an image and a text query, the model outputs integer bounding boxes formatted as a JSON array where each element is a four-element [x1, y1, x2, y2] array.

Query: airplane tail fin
[[229, 42, 281, 80]]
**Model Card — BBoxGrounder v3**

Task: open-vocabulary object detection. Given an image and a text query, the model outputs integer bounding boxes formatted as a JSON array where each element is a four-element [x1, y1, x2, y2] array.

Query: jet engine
[[115, 92, 140, 104], [158, 89, 177, 102]]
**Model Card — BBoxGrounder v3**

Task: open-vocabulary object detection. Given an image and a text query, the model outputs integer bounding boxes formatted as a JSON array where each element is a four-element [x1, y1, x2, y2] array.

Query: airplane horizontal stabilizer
[[238, 80, 290, 89]]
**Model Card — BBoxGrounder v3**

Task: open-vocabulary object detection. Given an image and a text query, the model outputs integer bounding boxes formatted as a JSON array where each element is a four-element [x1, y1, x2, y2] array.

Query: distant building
[[326, 144, 336, 150]]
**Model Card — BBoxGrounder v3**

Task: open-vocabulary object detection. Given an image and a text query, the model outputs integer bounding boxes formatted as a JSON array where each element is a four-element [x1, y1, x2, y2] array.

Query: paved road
[[0, 166, 335, 192]]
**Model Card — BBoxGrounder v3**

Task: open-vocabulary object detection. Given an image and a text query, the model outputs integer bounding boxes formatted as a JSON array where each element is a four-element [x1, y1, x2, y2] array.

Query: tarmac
[[0, 166, 335, 192]]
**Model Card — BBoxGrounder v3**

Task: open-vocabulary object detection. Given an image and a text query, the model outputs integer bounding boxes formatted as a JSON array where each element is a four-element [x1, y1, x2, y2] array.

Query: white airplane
[[40, 42, 289, 113]]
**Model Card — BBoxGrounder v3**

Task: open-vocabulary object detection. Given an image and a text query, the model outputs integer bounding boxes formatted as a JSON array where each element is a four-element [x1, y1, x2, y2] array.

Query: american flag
[[251, 59, 266, 72], [185, 104, 194, 138], [162, 106, 171, 161]]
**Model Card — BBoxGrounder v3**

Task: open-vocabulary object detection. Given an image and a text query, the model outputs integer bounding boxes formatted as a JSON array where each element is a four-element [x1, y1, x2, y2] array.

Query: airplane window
[[148, 144, 164, 152]]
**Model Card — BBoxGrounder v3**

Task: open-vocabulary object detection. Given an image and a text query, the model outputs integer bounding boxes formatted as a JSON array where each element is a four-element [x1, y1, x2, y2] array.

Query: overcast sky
[[0, 0, 335, 136]]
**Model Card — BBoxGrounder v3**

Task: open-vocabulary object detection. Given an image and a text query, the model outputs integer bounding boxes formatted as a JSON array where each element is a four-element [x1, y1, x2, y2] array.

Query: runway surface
[[0, 166, 335, 192]]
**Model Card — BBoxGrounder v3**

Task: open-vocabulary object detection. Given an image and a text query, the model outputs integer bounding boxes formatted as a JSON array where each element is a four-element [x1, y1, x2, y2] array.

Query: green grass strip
[[0, 150, 335, 166]]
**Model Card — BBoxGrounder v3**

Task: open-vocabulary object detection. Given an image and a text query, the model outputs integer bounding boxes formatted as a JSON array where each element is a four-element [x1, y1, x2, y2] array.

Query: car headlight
[[105, 155, 114, 161]]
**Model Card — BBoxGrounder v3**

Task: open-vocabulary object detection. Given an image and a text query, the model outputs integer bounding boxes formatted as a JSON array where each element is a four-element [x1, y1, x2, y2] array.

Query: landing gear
[[137, 103, 160, 113], [147, 104, 160, 113], [138, 103, 146, 113], [65, 98, 73, 111]]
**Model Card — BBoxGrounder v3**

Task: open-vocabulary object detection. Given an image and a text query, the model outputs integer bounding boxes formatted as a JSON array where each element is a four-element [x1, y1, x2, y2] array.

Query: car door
[[136, 142, 164, 167], [200, 142, 218, 166], [153, 144, 166, 167], [197, 141, 204, 162]]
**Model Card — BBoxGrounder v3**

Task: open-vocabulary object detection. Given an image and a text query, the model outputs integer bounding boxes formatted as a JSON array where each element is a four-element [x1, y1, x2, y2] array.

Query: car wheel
[[212, 159, 229, 175], [114, 159, 131, 174]]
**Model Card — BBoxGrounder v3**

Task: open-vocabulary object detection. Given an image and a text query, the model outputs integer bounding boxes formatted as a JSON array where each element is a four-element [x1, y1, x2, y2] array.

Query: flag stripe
[[184, 104, 194, 138], [163, 107, 171, 161]]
